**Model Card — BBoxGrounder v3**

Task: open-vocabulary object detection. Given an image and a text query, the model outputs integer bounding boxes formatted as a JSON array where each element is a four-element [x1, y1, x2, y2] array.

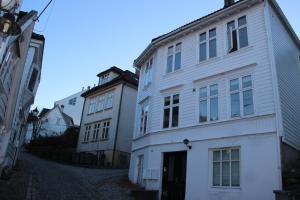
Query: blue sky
[[21, 0, 300, 110]]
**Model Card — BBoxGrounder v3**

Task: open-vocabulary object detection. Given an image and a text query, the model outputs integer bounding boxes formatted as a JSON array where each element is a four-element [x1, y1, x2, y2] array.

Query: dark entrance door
[[161, 151, 187, 200]]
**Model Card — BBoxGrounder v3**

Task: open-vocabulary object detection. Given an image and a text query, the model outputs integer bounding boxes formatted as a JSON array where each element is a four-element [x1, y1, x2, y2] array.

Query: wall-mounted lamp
[[183, 139, 192, 150], [0, 13, 21, 36]]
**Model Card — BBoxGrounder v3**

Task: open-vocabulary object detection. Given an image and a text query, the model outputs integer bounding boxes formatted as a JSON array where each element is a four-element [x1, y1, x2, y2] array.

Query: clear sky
[[21, 0, 300, 110]]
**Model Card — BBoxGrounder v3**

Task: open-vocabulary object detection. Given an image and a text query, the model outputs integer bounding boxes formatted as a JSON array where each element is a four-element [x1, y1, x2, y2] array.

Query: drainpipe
[[112, 83, 124, 168]]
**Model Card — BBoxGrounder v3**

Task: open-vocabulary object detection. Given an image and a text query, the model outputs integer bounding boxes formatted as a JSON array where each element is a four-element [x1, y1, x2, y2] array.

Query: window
[[68, 97, 77, 106], [56, 118, 61, 125], [88, 98, 96, 114], [166, 43, 182, 73], [227, 16, 248, 53], [28, 68, 38, 92], [105, 92, 114, 109], [101, 120, 110, 140], [230, 75, 254, 118], [97, 95, 105, 112], [199, 84, 219, 123], [92, 123, 101, 141], [163, 94, 179, 128], [199, 28, 217, 62], [99, 73, 110, 85], [139, 102, 149, 136], [84, 125, 91, 142], [212, 148, 240, 187], [144, 58, 153, 87]]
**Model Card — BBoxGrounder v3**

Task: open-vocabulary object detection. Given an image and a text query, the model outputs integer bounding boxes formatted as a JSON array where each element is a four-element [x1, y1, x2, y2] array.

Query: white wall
[[54, 90, 85, 125]]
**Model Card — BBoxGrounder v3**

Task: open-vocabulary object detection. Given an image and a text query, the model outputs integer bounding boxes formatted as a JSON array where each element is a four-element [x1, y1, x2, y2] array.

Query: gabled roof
[[39, 106, 74, 126], [82, 67, 139, 98], [38, 108, 50, 118], [97, 66, 124, 77], [133, 0, 300, 68]]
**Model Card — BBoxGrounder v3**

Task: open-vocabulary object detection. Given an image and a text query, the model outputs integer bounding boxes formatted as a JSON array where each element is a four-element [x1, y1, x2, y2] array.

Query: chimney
[[224, 0, 235, 7]]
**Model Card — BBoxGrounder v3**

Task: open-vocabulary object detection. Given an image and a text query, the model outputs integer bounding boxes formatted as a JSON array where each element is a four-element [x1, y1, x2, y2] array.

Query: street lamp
[[183, 139, 192, 150]]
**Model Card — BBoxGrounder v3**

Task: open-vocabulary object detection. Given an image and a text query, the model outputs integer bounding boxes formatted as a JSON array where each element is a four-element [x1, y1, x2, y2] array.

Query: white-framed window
[[139, 101, 149, 136], [166, 43, 182, 73], [99, 73, 110, 85], [230, 75, 254, 118], [56, 118, 61, 125], [92, 123, 101, 141], [97, 95, 105, 112], [212, 147, 240, 187], [227, 16, 248, 53], [68, 97, 77, 106], [163, 94, 179, 128], [144, 58, 153, 87], [84, 125, 91, 142], [101, 120, 110, 140], [199, 28, 217, 62], [199, 84, 219, 123], [105, 92, 114, 109], [88, 98, 96, 114]]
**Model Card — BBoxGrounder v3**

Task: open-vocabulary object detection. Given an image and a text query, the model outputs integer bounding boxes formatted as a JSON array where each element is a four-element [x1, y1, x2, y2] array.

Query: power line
[[35, 0, 54, 21]]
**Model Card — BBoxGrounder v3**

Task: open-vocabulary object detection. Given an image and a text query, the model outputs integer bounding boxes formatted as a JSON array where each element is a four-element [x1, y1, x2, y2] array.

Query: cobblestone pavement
[[0, 152, 134, 200]]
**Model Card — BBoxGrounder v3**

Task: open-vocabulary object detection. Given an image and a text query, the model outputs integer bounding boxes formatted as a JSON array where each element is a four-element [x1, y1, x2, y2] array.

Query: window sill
[[197, 56, 221, 66], [162, 126, 179, 131], [82, 141, 89, 144], [209, 187, 241, 192], [163, 69, 184, 78], [224, 45, 253, 59], [100, 138, 109, 141], [87, 113, 94, 116]]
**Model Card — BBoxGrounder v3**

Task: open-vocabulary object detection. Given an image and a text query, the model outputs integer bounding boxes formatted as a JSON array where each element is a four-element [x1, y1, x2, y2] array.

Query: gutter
[[111, 83, 125, 167]]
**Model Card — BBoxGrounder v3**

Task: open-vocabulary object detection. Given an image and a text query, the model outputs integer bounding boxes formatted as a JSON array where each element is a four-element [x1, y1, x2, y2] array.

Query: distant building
[[77, 67, 138, 168], [0, 9, 45, 174], [129, 0, 300, 199], [54, 89, 86, 126], [38, 106, 74, 137]]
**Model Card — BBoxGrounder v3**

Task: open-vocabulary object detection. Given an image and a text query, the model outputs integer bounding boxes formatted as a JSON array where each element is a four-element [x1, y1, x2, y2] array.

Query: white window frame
[[199, 84, 219, 123], [92, 122, 101, 141], [211, 147, 241, 188], [99, 73, 110, 85], [166, 42, 182, 73], [163, 94, 180, 129], [84, 125, 91, 142], [105, 92, 114, 109], [229, 75, 254, 118], [101, 120, 110, 140], [97, 95, 106, 112], [88, 98, 96, 114], [139, 101, 149, 136], [68, 97, 77, 106], [144, 58, 153, 87], [227, 15, 248, 53], [199, 28, 217, 62]]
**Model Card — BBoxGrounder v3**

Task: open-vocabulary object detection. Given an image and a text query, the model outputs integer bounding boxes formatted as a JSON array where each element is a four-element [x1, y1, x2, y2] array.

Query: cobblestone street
[[0, 152, 134, 200]]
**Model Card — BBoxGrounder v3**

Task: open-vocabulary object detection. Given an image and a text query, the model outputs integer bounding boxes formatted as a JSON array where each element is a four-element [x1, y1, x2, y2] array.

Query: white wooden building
[[129, 0, 300, 199]]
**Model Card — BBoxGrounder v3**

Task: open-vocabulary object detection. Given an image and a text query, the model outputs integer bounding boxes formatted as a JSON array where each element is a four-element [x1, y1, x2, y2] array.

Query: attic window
[[99, 73, 110, 85]]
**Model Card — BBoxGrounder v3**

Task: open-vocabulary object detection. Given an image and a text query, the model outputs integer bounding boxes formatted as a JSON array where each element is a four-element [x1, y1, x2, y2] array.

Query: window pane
[[222, 161, 230, 186], [231, 149, 240, 161], [242, 75, 252, 88], [227, 21, 235, 51], [168, 46, 173, 55], [213, 150, 220, 161], [210, 84, 218, 96], [243, 90, 254, 115], [164, 96, 171, 106], [238, 16, 247, 27], [239, 27, 248, 48], [163, 108, 170, 128], [172, 106, 179, 127], [230, 79, 239, 91], [199, 100, 207, 122], [200, 32, 206, 42], [209, 39, 217, 58], [200, 87, 207, 98], [213, 162, 221, 186], [222, 150, 230, 161], [167, 55, 173, 73], [143, 112, 148, 134], [173, 94, 180, 104], [209, 28, 216, 38], [227, 21, 235, 31], [231, 161, 240, 186], [210, 97, 219, 121], [231, 93, 240, 117], [175, 52, 181, 70], [200, 43, 207, 61], [175, 43, 181, 52]]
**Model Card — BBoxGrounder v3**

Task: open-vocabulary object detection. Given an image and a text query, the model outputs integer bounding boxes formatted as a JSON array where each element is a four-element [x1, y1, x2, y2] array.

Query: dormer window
[[227, 16, 248, 53], [99, 73, 110, 85]]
